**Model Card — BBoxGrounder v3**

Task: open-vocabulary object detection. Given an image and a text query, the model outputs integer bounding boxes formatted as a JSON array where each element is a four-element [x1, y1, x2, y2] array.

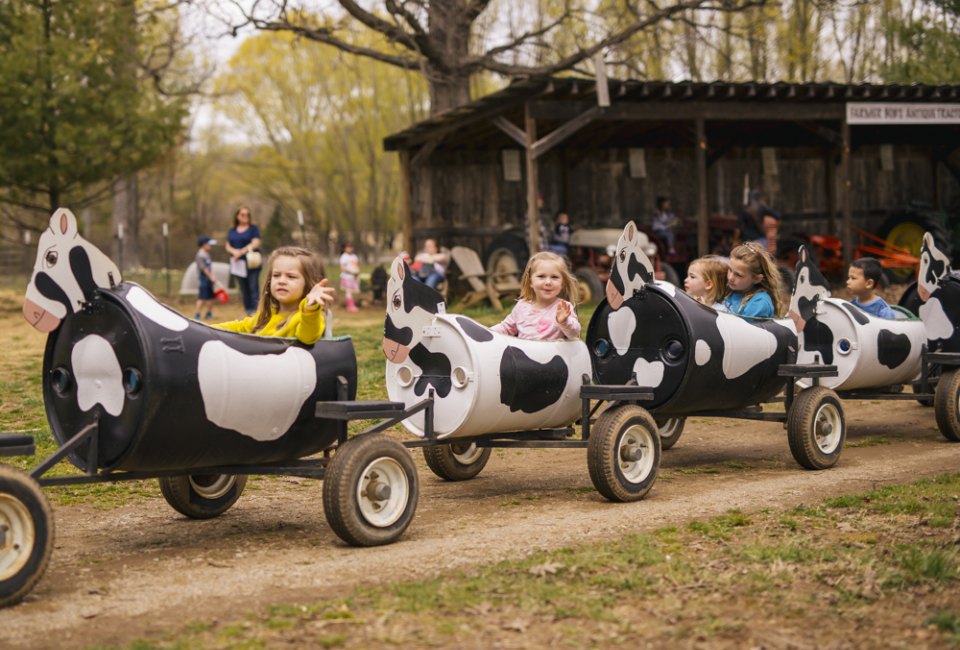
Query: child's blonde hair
[[689, 255, 729, 305], [729, 242, 785, 316], [519, 251, 578, 307], [253, 246, 326, 332]]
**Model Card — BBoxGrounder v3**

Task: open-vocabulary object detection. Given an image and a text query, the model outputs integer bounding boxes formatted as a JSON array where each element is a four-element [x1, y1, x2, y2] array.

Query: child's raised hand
[[305, 279, 335, 310], [556, 299, 572, 324]]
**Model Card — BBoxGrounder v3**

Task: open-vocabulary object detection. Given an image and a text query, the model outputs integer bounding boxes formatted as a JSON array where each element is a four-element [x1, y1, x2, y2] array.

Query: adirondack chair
[[450, 245, 521, 311]]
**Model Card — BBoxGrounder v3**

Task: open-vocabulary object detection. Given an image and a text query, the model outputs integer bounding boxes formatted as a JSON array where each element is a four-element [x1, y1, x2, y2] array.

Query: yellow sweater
[[215, 299, 326, 344]]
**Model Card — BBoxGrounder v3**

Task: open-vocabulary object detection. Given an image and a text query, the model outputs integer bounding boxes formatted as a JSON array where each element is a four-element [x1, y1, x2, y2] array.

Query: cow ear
[[626, 221, 635, 241], [51, 208, 78, 237], [799, 245, 808, 263]]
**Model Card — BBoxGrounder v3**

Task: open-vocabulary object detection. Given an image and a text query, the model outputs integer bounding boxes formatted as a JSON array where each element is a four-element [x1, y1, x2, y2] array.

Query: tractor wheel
[[0, 466, 53, 608], [575, 268, 605, 305], [881, 212, 952, 283], [484, 231, 529, 277], [587, 404, 661, 502]]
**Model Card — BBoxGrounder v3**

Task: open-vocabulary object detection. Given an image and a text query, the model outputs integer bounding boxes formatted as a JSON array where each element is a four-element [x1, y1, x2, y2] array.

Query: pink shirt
[[491, 299, 581, 341]]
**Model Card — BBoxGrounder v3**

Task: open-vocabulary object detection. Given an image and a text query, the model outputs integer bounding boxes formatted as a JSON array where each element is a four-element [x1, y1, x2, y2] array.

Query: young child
[[491, 251, 581, 340], [413, 238, 450, 290], [338, 242, 361, 313], [652, 196, 677, 255], [216, 246, 334, 345], [684, 255, 729, 311], [548, 212, 573, 256], [194, 236, 218, 320], [722, 242, 785, 319], [847, 257, 895, 319]]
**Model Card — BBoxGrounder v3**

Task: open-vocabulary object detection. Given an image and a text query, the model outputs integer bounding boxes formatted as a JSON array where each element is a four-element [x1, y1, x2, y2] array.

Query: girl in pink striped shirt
[[491, 252, 581, 341]]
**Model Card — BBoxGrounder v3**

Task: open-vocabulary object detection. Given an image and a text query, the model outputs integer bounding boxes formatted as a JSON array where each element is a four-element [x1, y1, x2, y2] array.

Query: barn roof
[[383, 77, 960, 152]]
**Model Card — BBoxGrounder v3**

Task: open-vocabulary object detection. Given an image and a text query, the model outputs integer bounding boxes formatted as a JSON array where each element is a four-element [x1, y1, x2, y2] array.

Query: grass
[[105, 473, 960, 649]]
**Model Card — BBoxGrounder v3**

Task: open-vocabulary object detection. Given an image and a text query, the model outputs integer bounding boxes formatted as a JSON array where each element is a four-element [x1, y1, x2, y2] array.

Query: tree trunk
[[112, 175, 141, 270], [427, 1, 472, 113]]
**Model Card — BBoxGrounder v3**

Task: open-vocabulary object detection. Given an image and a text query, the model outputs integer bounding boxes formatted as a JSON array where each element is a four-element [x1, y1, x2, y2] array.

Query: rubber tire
[[934, 368, 960, 442], [587, 404, 661, 502], [881, 212, 952, 283], [158, 474, 247, 520], [0, 466, 54, 608], [898, 281, 922, 317], [655, 417, 686, 450], [574, 267, 604, 305], [660, 262, 680, 286], [787, 387, 846, 470], [323, 434, 418, 547], [423, 442, 491, 481], [484, 231, 529, 276]]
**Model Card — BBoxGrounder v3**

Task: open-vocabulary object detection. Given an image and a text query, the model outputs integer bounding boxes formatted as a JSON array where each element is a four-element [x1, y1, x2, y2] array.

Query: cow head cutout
[[918, 232, 951, 303], [383, 255, 444, 363], [788, 245, 830, 333], [605, 221, 654, 309], [23, 208, 122, 333]]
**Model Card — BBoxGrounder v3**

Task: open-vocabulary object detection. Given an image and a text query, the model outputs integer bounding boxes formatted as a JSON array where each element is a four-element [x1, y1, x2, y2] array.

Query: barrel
[[42, 283, 357, 472], [797, 298, 925, 390], [385, 313, 591, 439], [587, 284, 797, 416]]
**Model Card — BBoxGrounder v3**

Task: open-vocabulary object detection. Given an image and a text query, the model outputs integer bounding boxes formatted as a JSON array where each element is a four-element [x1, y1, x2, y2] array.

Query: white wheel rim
[[450, 443, 484, 465], [656, 418, 680, 438], [0, 494, 35, 580], [813, 402, 843, 453], [618, 424, 656, 484], [356, 457, 409, 528], [189, 475, 235, 500]]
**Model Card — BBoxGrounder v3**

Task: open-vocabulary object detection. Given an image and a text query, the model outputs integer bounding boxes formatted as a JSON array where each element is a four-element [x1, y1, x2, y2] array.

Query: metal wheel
[[323, 434, 418, 547], [158, 474, 248, 519], [934, 368, 960, 442], [0, 466, 54, 608], [655, 417, 686, 450], [423, 442, 492, 481], [787, 386, 846, 469], [587, 404, 661, 502]]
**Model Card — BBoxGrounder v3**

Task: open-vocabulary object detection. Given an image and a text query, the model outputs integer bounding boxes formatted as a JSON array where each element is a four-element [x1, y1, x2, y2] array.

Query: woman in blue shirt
[[225, 206, 262, 316], [722, 242, 785, 319]]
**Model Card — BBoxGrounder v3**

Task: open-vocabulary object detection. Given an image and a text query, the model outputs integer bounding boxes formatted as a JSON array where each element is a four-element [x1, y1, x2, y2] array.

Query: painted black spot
[[609, 263, 626, 298], [924, 250, 947, 287], [34, 272, 72, 314], [499, 347, 568, 413], [401, 261, 442, 314], [457, 317, 494, 342], [796, 294, 818, 324], [876, 329, 911, 369], [802, 318, 834, 365], [629, 252, 652, 285], [842, 303, 870, 325], [69, 246, 99, 300], [409, 343, 451, 398], [383, 314, 413, 346]]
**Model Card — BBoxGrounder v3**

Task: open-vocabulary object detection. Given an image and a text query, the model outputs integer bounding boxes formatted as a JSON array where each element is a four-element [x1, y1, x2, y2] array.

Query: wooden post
[[841, 120, 852, 267], [695, 117, 708, 257], [399, 149, 414, 254], [824, 147, 837, 235], [525, 102, 540, 253]]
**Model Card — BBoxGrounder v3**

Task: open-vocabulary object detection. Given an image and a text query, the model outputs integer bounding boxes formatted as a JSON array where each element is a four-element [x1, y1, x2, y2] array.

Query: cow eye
[[44, 248, 58, 267], [391, 291, 402, 310], [619, 249, 626, 262]]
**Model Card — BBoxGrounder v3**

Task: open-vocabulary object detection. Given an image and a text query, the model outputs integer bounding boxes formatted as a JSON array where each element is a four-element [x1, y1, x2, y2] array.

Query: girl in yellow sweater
[[216, 246, 335, 344]]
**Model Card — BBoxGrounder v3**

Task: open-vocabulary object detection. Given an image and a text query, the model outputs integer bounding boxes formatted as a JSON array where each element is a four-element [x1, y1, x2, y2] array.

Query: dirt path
[[2, 400, 959, 649]]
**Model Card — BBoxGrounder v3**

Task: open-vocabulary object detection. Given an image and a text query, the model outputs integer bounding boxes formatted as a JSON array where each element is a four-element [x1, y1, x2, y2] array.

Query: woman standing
[[225, 206, 263, 316]]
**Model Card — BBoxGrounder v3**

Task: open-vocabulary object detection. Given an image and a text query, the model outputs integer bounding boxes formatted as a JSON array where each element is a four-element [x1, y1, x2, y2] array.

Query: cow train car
[[1, 209, 420, 608], [586, 220, 960, 465], [382, 256, 662, 503]]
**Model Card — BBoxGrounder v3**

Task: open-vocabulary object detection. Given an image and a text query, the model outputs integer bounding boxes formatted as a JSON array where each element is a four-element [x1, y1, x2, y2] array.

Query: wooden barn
[[384, 77, 960, 273]]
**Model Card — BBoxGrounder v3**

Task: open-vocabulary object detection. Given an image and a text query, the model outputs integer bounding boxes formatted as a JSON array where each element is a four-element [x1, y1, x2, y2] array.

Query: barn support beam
[[823, 147, 837, 235], [525, 103, 541, 253], [841, 120, 852, 266], [696, 118, 708, 257], [531, 107, 602, 160], [491, 117, 527, 147], [399, 150, 414, 254]]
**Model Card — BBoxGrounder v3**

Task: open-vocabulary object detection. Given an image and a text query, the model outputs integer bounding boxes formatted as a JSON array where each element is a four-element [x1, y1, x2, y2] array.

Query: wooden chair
[[450, 245, 520, 311]]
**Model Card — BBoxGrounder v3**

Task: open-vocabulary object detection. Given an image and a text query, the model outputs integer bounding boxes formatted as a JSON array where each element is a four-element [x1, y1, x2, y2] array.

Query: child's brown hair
[[729, 242, 785, 316], [689, 255, 729, 305], [253, 246, 326, 332], [519, 251, 578, 307]]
